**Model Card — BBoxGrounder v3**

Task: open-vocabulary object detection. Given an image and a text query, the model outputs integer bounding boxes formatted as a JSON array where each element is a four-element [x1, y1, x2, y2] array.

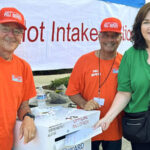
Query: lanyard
[[98, 51, 116, 97]]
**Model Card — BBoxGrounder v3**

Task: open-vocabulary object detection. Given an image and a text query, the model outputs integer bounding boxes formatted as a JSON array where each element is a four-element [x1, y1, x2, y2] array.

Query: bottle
[[36, 86, 47, 108]]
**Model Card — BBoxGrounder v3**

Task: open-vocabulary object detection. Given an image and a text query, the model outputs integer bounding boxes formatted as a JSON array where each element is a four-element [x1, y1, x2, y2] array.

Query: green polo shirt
[[118, 46, 150, 113]]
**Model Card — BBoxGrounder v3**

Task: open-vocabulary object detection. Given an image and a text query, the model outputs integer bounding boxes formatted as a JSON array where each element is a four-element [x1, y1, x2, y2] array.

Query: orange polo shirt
[[66, 51, 123, 141], [0, 55, 36, 150]]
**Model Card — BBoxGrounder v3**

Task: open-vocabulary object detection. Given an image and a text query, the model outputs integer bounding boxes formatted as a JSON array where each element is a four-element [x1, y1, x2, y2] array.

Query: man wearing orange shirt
[[66, 17, 123, 150], [0, 7, 36, 150]]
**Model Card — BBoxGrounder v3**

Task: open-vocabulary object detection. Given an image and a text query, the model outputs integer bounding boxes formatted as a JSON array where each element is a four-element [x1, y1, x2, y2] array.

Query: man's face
[[99, 32, 122, 53], [0, 22, 24, 54]]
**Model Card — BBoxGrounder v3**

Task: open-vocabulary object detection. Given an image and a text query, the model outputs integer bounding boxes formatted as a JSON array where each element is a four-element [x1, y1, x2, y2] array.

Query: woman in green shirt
[[95, 3, 150, 150]]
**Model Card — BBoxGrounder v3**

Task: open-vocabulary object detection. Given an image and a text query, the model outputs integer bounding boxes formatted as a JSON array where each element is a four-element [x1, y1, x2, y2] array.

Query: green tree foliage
[[49, 76, 70, 90]]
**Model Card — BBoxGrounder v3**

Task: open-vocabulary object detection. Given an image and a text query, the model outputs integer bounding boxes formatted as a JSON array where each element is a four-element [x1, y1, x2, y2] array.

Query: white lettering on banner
[[4, 11, 22, 20]]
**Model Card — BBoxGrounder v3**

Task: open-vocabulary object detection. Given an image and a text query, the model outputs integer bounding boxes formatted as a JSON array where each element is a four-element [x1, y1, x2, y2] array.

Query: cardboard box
[[13, 107, 101, 150]]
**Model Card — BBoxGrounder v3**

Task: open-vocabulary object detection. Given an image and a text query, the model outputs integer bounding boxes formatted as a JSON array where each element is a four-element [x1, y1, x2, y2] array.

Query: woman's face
[[141, 11, 150, 45]]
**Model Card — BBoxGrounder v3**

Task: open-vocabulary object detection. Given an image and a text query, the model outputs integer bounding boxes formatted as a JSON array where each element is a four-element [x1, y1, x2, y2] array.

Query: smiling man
[[66, 17, 123, 150], [0, 7, 36, 150]]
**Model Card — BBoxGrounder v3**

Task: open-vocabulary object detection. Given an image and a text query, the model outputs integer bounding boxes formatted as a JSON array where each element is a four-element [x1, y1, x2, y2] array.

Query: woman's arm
[[94, 91, 131, 130]]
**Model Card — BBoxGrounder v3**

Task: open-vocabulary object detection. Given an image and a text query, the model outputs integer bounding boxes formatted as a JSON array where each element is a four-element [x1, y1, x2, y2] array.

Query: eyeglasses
[[0, 26, 24, 36]]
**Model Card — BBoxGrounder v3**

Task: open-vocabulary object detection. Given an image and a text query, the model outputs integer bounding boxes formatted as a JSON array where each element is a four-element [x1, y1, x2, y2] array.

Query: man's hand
[[19, 116, 36, 144], [83, 99, 100, 110], [68, 94, 100, 110]]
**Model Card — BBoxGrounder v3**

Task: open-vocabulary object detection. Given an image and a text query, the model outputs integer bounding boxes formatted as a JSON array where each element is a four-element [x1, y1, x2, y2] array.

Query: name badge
[[94, 97, 105, 106]]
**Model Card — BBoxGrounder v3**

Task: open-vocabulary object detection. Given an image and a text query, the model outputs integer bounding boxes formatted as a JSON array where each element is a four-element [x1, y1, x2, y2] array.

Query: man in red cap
[[0, 7, 36, 150], [66, 17, 123, 150]]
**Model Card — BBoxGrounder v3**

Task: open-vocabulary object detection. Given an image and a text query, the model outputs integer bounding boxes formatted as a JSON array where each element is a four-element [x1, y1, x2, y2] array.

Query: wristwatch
[[23, 112, 35, 120]]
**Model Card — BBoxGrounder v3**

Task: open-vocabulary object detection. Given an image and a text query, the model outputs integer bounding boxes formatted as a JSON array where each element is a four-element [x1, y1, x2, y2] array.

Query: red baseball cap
[[100, 17, 122, 33], [0, 7, 26, 29]]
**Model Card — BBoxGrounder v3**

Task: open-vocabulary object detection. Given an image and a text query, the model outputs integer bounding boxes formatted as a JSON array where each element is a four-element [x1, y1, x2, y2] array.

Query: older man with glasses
[[0, 7, 36, 150]]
